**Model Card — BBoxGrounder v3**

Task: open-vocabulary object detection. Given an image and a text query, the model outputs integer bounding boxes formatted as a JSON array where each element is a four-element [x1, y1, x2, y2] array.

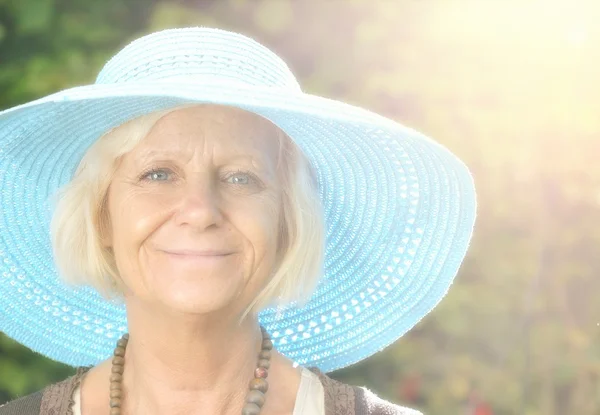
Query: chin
[[153, 277, 246, 316]]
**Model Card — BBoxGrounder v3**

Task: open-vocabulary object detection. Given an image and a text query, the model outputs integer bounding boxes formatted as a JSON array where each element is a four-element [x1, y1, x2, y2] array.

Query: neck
[[121, 302, 263, 415]]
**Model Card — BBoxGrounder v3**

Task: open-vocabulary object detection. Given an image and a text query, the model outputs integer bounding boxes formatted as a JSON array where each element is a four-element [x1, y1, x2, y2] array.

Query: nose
[[174, 178, 224, 231]]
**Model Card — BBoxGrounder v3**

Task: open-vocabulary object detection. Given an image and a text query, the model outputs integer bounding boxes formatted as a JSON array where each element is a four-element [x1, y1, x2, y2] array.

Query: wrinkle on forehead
[[134, 105, 283, 176]]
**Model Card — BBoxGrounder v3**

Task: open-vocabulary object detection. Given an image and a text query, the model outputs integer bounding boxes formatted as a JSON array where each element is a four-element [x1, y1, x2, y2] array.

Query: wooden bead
[[249, 378, 269, 393], [117, 338, 128, 348], [110, 373, 123, 382], [258, 350, 270, 359], [246, 389, 266, 407], [257, 359, 270, 369], [111, 364, 124, 374], [110, 382, 121, 390], [112, 356, 125, 365], [242, 403, 261, 415], [109, 398, 122, 407], [254, 367, 268, 379], [122, 333, 129, 340], [110, 408, 121, 415], [114, 347, 126, 357], [261, 339, 273, 350], [110, 389, 122, 399]]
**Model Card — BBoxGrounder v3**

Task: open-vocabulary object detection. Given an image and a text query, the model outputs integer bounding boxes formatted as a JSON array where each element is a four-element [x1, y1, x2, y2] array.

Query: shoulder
[[353, 386, 423, 415], [0, 390, 43, 415], [308, 368, 423, 415], [0, 367, 89, 415]]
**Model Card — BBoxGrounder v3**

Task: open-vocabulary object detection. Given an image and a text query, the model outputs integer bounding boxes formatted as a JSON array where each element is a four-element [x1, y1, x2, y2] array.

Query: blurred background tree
[[1, 1, 599, 414]]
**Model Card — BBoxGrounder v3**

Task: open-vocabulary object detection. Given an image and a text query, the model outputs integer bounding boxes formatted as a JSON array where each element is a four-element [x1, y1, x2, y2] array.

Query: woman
[[0, 28, 476, 415]]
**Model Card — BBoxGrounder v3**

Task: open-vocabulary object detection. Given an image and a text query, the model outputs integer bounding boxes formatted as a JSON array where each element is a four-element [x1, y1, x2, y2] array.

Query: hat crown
[[96, 28, 301, 91]]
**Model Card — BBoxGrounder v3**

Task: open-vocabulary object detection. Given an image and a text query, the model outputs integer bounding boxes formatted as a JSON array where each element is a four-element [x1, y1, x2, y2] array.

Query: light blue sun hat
[[0, 27, 476, 372]]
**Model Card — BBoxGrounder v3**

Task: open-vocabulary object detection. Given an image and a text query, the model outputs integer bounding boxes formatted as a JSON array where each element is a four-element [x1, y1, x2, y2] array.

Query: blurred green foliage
[[1, 0, 600, 414]]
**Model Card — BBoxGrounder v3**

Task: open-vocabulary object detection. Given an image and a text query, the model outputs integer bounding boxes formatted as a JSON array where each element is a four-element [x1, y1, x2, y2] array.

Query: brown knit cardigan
[[0, 367, 422, 415]]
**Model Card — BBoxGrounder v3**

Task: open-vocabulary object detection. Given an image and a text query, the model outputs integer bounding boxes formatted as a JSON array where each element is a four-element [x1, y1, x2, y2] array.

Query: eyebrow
[[135, 150, 273, 173], [135, 150, 177, 161]]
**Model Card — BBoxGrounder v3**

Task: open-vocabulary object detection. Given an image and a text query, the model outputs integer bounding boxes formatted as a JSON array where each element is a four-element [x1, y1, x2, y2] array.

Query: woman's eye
[[142, 169, 171, 181], [226, 172, 252, 185]]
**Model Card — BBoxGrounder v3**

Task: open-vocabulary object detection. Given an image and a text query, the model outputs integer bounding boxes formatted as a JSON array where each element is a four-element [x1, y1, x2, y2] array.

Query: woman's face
[[105, 105, 282, 316]]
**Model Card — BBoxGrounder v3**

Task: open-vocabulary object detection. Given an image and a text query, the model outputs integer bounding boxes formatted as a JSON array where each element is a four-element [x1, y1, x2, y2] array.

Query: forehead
[[139, 105, 281, 160]]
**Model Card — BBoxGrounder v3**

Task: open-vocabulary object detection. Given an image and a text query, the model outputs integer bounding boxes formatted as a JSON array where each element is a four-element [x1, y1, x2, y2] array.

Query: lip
[[161, 249, 235, 257], [159, 250, 235, 266]]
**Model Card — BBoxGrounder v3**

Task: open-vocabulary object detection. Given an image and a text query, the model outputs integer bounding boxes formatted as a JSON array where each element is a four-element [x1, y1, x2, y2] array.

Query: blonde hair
[[51, 105, 324, 315]]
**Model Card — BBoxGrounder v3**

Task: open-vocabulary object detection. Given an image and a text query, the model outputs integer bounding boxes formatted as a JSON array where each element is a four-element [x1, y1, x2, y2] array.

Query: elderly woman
[[0, 28, 476, 415]]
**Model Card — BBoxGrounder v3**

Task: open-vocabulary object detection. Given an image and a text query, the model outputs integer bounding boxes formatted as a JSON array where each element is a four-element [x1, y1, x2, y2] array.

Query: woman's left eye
[[226, 172, 253, 185]]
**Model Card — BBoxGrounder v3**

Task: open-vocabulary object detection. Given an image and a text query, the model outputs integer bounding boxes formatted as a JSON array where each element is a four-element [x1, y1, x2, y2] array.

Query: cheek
[[107, 188, 169, 276], [110, 193, 150, 241], [108, 184, 175, 237], [234, 197, 281, 262]]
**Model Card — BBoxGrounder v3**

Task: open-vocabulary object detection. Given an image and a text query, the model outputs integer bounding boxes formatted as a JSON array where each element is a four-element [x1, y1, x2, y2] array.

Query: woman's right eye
[[141, 169, 171, 181]]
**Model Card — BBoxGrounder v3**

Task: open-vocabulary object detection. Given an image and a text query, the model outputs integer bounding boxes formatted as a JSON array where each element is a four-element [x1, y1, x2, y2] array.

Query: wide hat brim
[[0, 79, 476, 372]]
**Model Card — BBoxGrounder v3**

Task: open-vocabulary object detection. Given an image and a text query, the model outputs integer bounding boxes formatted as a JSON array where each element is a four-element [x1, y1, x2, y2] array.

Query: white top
[[71, 367, 324, 415]]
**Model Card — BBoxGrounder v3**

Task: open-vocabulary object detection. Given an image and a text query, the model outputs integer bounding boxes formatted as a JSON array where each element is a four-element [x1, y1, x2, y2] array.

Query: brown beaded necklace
[[109, 327, 273, 415]]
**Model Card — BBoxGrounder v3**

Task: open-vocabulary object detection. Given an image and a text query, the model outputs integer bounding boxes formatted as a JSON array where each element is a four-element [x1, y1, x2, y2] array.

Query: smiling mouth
[[161, 250, 235, 258], [162, 250, 235, 262]]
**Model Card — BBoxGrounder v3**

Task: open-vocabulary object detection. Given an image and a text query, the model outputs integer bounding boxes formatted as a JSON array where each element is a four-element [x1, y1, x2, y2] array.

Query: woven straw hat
[[0, 28, 476, 372]]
